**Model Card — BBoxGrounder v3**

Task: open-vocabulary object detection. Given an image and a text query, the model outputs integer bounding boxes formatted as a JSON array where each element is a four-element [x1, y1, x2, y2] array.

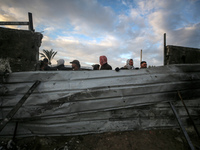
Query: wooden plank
[[28, 12, 34, 31], [0, 22, 29, 25], [0, 81, 41, 132]]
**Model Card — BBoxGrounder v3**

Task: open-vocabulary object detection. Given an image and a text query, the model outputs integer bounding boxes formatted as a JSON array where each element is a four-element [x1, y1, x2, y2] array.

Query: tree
[[40, 49, 57, 65]]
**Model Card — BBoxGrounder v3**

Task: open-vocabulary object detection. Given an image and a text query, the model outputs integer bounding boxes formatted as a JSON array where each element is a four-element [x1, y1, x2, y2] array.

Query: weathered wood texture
[[0, 64, 200, 137]]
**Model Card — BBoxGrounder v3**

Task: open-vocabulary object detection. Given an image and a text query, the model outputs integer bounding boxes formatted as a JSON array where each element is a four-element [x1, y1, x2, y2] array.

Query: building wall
[[0, 27, 43, 72], [164, 45, 200, 65]]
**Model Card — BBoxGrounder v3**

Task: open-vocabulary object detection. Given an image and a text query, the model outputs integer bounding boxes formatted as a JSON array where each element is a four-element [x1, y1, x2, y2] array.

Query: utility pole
[[164, 33, 166, 65], [140, 49, 142, 63]]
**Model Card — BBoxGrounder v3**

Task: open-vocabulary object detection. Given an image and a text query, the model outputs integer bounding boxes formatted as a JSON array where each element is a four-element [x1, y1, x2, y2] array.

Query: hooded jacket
[[99, 56, 112, 70], [122, 59, 134, 69]]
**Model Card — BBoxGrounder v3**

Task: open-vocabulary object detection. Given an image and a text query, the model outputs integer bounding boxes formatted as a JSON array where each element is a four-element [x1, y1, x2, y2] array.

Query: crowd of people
[[39, 55, 147, 71]]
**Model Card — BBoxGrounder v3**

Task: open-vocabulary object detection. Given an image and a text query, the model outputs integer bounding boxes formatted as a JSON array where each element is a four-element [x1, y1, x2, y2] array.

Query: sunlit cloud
[[0, 0, 199, 69]]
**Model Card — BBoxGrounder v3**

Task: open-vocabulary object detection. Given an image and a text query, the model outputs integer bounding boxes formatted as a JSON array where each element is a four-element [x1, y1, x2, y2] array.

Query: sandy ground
[[0, 128, 200, 150]]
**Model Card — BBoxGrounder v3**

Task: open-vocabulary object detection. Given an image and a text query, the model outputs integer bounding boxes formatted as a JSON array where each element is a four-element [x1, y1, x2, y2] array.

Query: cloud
[[147, 0, 200, 48], [1, 0, 199, 69]]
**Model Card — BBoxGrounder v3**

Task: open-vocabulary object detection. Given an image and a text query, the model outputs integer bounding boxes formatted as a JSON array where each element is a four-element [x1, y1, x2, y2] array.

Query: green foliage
[[148, 65, 156, 68], [40, 49, 57, 65]]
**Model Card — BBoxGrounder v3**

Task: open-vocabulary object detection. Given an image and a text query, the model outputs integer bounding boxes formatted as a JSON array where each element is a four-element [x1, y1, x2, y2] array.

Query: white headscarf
[[125, 59, 134, 69], [57, 59, 65, 66]]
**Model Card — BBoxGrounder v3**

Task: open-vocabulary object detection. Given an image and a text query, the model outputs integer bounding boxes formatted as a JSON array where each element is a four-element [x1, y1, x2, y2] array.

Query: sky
[[0, 0, 200, 68]]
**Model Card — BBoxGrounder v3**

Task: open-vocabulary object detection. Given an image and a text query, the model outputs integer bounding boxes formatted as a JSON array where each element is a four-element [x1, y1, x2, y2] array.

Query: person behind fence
[[57, 59, 71, 70], [99, 55, 112, 70], [42, 58, 50, 70], [42, 58, 56, 71], [70, 60, 81, 70], [121, 59, 134, 70], [39, 60, 45, 71], [92, 64, 100, 70], [140, 61, 147, 68]]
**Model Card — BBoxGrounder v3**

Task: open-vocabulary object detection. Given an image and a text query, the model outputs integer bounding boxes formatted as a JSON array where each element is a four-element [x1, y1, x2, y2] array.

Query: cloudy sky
[[0, 0, 200, 68]]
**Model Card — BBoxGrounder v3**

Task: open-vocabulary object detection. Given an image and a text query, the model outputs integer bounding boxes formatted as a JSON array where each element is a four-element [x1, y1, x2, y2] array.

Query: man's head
[[92, 64, 100, 70], [70, 60, 81, 70], [99, 56, 107, 66], [43, 58, 49, 65], [129, 59, 133, 66], [140, 61, 147, 68]]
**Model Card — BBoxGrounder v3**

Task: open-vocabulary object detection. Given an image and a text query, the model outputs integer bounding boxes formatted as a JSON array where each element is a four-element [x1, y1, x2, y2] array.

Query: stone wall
[[0, 27, 43, 72], [164, 45, 200, 65]]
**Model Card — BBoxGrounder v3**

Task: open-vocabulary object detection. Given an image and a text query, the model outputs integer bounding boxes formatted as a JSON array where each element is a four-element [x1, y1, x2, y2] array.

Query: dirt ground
[[0, 128, 200, 150]]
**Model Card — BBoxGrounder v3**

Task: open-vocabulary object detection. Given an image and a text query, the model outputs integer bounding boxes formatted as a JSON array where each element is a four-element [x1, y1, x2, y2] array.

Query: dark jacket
[[100, 63, 112, 70], [57, 64, 72, 70], [44, 65, 57, 71]]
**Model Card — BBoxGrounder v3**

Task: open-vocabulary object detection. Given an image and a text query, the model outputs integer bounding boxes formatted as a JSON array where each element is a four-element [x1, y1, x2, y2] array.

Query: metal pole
[[169, 102, 195, 150], [178, 91, 200, 139], [12, 122, 18, 141], [140, 49, 142, 64], [164, 33, 166, 65]]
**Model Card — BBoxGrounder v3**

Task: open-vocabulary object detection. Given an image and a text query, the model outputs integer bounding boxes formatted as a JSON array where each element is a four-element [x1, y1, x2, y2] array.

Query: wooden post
[[0, 12, 34, 31], [28, 12, 34, 32], [163, 33, 166, 65]]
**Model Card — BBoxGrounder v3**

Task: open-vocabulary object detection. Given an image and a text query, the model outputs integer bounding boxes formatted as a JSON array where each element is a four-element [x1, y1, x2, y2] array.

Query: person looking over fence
[[42, 58, 49, 70], [42, 58, 57, 71], [92, 64, 100, 70], [140, 61, 147, 68], [70, 60, 81, 70], [41, 58, 54, 70], [99, 55, 112, 70], [39, 60, 45, 71], [57, 59, 72, 70], [121, 59, 134, 70]]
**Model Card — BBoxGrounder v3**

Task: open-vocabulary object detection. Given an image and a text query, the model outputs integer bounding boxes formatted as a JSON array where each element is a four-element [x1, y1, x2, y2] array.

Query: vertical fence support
[[169, 102, 195, 150], [178, 91, 200, 139]]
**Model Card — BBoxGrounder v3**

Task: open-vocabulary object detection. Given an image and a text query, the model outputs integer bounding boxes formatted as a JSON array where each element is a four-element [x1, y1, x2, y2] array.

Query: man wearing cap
[[140, 61, 147, 69], [70, 60, 81, 70]]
